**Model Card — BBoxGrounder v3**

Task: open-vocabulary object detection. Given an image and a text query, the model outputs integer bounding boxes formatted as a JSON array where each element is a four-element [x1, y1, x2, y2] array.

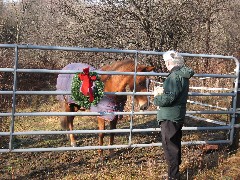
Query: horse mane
[[101, 59, 134, 71], [100, 60, 135, 82]]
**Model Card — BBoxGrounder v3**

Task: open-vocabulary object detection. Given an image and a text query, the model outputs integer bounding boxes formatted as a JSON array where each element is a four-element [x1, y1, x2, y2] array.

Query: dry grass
[[0, 102, 240, 180], [194, 150, 240, 180]]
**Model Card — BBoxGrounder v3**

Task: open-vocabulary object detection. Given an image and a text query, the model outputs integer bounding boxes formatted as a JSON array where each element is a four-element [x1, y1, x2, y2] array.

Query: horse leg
[[97, 117, 105, 157], [109, 116, 118, 155], [67, 115, 76, 147], [68, 104, 77, 147], [60, 102, 77, 147]]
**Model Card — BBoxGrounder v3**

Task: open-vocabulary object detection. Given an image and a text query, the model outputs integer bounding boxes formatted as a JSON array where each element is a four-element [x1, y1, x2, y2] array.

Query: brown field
[[0, 102, 239, 180]]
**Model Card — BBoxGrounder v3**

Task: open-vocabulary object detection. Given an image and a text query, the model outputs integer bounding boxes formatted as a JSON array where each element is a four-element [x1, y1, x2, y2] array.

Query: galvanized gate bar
[[0, 91, 236, 97], [0, 140, 232, 153], [0, 44, 236, 59], [229, 56, 239, 145], [0, 110, 236, 118], [0, 126, 234, 136], [0, 67, 237, 79], [8, 46, 19, 151]]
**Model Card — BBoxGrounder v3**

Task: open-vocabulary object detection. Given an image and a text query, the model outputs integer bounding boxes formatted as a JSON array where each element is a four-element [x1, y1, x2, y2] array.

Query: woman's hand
[[154, 86, 163, 97]]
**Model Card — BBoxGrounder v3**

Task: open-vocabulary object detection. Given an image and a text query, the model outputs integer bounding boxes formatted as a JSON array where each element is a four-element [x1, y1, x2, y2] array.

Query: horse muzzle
[[139, 102, 148, 110]]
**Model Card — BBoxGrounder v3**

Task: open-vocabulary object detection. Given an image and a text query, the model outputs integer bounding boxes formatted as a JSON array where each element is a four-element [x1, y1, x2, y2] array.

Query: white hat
[[163, 50, 184, 66]]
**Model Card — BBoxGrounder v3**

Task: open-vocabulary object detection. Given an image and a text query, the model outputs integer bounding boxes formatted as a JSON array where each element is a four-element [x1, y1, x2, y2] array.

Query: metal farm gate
[[0, 44, 239, 153]]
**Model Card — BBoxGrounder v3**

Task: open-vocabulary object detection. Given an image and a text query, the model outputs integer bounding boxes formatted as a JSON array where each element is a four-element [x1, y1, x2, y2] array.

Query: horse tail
[[60, 116, 68, 130]]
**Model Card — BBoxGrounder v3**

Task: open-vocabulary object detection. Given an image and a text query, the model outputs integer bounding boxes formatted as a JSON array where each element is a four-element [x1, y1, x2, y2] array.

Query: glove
[[153, 86, 163, 97]]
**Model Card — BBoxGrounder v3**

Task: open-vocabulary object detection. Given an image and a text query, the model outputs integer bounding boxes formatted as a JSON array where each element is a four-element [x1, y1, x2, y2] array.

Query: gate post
[[230, 68, 240, 151]]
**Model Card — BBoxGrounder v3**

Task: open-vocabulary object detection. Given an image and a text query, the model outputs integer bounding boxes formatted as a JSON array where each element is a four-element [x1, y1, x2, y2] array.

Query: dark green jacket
[[153, 66, 194, 124]]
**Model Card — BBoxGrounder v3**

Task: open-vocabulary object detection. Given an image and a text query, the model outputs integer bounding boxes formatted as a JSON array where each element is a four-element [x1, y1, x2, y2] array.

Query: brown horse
[[56, 60, 155, 157]]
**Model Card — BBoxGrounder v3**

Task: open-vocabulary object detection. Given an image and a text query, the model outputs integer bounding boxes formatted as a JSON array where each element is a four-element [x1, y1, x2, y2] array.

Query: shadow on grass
[[1, 115, 236, 180]]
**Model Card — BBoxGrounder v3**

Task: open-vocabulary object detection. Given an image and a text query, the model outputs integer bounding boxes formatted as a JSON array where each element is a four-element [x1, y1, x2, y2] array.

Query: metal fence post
[[230, 67, 240, 151]]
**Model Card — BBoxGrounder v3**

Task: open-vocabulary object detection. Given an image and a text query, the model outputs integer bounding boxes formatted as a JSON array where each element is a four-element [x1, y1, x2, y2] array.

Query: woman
[[154, 50, 194, 180]]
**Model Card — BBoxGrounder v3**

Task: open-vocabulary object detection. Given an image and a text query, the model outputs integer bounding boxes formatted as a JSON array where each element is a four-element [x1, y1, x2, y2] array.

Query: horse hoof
[[71, 142, 77, 147]]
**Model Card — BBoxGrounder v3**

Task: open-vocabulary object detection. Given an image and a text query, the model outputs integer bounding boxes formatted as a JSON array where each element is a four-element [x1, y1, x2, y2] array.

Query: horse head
[[128, 64, 155, 110], [101, 60, 155, 111]]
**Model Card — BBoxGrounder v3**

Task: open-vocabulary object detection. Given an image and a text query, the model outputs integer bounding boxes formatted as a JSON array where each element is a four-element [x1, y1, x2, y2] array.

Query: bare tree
[[0, 0, 239, 88]]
